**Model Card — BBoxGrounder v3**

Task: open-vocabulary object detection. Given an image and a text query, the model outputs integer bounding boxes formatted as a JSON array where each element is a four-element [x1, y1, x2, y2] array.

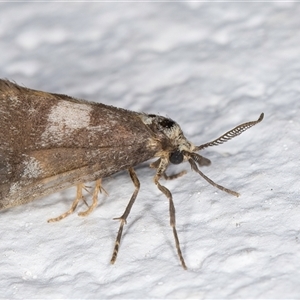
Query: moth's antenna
[[196, 113, 264, 151]]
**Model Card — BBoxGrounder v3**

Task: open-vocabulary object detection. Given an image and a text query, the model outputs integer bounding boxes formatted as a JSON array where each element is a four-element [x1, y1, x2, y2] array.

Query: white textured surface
[[1, 2, 300, 299]]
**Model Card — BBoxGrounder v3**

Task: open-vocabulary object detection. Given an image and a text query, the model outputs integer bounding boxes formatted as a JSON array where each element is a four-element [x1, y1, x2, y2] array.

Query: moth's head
[[140, 114, 210, 166], [140, 112, 264, 169], [140, 112, 263, 199]]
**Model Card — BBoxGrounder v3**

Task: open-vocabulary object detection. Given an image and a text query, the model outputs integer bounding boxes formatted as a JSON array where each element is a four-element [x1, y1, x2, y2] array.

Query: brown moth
[[0, 79, 264, 269]]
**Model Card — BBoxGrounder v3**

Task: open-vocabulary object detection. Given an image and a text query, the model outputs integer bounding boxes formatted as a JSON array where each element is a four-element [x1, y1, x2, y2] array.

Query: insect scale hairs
[[0, 79, 264, 269]]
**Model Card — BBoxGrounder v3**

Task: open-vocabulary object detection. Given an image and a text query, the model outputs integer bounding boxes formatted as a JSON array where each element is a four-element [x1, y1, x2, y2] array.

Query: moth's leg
[[163, 170, 187, 180], [151, 158, 187, 180], [150, 158, 161, 169], [99, 183, 108, 196], [94, 178, 108, 196], [154, 158, 187, 270], [111, 167, 140, 265], [81, 179, 108, 207], [48, 183, 84, 223], [78, 179, 103, 217]]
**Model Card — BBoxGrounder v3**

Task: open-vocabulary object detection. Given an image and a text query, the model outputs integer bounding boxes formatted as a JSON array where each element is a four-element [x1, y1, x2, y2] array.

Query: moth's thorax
[[139, 113, 195, 154]]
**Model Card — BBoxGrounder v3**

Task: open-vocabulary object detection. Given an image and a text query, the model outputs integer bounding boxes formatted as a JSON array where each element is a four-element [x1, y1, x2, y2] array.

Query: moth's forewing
[[0, 80, 158, 209]]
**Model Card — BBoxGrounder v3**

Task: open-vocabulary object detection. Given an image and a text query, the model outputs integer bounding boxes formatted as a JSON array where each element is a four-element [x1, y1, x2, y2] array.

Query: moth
[[0, 79, 264, 269]]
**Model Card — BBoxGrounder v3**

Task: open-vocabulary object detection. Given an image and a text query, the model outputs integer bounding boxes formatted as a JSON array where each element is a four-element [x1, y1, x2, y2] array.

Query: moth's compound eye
[[169, 150, 183, 164], [159, 118, 175, 129]]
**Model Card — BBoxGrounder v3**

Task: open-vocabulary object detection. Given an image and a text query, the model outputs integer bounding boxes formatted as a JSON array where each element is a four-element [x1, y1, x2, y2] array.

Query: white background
[[1, 2, 299, 298]]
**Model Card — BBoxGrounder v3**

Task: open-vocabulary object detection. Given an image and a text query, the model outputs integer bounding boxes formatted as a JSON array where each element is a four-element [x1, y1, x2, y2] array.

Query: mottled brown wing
[[0, 80, 159, 209]]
